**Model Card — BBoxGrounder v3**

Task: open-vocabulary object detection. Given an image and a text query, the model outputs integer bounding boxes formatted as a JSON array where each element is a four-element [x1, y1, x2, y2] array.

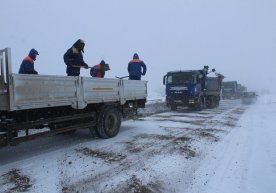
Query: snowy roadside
[[185, 97, 276, 193]]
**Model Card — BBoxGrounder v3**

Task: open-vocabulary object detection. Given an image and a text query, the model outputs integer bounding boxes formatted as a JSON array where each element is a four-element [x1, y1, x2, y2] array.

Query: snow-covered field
[[0, 95, 276, 193]]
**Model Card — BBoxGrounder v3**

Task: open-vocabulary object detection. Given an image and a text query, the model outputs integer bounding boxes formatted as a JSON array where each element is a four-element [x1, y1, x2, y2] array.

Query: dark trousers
[[129, 76, 141, 80]]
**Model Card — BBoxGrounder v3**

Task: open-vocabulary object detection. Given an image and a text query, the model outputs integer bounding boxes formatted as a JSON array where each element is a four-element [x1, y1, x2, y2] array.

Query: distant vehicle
[[237, 84, 247, 98], [0, 48, 147, 147], [163, 68, 224, 111], [222, 81, 238, 99], [241, 91, 257, 104]]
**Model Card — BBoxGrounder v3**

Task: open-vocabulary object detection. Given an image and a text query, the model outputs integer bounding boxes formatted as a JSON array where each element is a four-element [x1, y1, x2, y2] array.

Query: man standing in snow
[[90, 60, 110, 78], [19, 48, 39, 74], [64, 39, 89, 76], [127, 53, 147, 80]]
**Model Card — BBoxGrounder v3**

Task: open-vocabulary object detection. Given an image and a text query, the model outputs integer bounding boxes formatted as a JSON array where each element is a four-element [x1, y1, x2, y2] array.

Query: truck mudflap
[[205, 95, 220, 108], [188, 97, 204, 111]]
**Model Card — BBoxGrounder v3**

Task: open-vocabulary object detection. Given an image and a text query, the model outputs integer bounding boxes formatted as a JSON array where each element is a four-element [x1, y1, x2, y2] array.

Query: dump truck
[[163, 68, 223, 111], [222, 81, 238, 99], [0, 48, 147, 146]]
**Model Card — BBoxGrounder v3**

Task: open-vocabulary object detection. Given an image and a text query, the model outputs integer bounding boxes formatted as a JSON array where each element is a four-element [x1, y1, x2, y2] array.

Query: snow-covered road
[[0, 98, 275, 193], [186, 97, 276, 193]]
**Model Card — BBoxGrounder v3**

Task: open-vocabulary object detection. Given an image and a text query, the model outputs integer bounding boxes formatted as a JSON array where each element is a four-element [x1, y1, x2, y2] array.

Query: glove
[[103, 64, 110, 71]]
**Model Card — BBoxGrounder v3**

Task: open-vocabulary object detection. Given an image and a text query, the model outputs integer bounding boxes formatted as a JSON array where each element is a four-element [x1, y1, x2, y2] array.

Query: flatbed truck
[[0, 48, 147, 146]]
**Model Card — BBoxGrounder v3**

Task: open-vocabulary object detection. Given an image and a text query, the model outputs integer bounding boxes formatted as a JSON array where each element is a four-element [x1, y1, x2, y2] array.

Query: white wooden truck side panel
[[82, 77, 120, 103], [121, 80, 147, 101], [11, 74, 78, 110], [7, 74, 147, 111]]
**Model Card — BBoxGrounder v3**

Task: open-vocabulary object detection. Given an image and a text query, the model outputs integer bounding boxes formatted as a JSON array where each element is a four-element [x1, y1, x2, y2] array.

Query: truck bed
[[0, 74, 147, 111], [205, 77, 222, 96]]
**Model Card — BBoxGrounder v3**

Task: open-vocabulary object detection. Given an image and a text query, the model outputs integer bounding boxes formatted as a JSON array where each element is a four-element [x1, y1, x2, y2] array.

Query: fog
[[1, 0, 276, 94]]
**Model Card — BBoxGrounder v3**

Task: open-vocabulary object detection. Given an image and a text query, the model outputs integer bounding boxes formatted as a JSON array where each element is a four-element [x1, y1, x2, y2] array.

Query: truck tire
[[196, 98, 203, 111], [208, 96, 215, 108], [96, 106, 121, 138]]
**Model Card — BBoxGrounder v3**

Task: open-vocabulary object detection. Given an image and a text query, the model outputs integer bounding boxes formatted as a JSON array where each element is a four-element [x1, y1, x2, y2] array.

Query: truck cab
[[222, 81, 238, 99], [163, 70, 204, 110]]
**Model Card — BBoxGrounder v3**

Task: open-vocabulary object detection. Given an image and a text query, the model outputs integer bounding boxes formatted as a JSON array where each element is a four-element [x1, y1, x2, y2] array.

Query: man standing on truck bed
[[64, 39, 89, 76], [127, 53, 147, 80], [201, 65, 209, 90], [18, 48, 39, 74]]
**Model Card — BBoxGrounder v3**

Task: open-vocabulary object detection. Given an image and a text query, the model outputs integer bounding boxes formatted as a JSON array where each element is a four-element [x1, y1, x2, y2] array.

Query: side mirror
[[163, 75, 166, 85]]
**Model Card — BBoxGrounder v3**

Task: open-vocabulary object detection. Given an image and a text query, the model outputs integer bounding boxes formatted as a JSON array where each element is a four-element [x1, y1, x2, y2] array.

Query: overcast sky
[[1, 0, 276, 94]]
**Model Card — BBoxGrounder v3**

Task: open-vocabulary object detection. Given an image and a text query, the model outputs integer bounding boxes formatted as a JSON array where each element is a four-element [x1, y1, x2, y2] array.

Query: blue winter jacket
[[18, 56, 38, 74], [19, 49, 39, 74], [64, 40, 88, 76], [64, 47, 87, 76], [90, 64, 105, 78], [127, 54, 147, 80]]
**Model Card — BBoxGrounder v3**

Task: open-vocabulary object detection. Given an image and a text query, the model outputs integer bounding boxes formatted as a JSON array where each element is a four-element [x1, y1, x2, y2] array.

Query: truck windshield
[[223, 82, 236, 88], [167, 72, 195, 84]]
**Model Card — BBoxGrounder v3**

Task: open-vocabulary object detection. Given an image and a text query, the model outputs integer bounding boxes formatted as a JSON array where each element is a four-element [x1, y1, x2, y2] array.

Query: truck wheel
[[197, 98, 203, 111], [208, 97, 214, 108], [96, 106, 121, 138]]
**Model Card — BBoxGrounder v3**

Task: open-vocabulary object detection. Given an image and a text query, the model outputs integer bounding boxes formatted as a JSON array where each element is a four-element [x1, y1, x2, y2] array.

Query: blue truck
[[163, 69, 224, 110]]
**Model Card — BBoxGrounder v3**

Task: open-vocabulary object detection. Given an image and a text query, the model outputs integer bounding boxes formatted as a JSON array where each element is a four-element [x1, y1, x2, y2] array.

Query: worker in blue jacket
[[64, 39, 89, 76], [127, 53, 147, 80], [200, 65, 209, 90], [90, 60, 110, 78], [18, 48, 39, 74]]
